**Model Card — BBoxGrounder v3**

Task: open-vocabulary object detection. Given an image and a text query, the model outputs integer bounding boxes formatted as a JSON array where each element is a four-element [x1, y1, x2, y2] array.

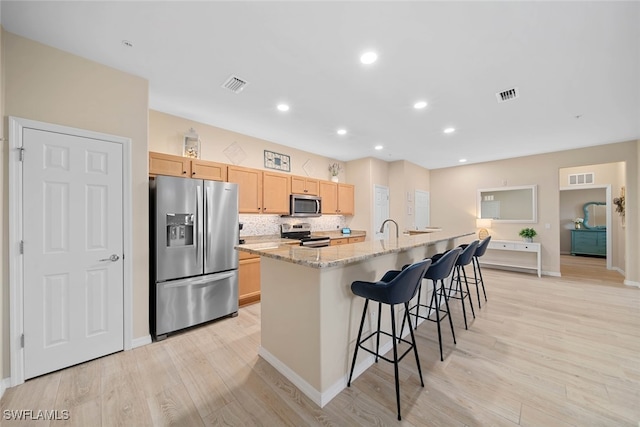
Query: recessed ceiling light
[[414, 101, 428, 109], [374, 145, 383, 150], [337, 129, 347, 135], [122, 40, 134, 48], [277, 104, 290, 112], [459, 159, 467, 163], [444, 127, 456, 134], [360, 51, 378, 65]]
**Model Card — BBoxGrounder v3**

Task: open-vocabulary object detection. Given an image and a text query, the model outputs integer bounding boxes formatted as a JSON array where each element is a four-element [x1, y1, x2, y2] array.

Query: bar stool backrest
[[351, 259, 432, 305], [456, 240, 479, 266], [385, 259, 432, 305], [474, 236, 492, 258], [425, 247, 462, 281]]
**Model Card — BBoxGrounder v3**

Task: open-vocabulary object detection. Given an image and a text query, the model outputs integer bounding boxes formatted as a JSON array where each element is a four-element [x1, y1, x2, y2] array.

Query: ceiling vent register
[[496, 87, 520, 103], [222, 75, 248, 93]]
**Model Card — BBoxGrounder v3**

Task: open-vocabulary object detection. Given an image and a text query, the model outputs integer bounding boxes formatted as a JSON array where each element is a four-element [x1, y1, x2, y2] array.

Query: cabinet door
[[239, 253, 260, 306], [149, 152, 190, 177], [263, 171, 291, 214], [191, 159, 227, 181], [319, 181, 338, 214], [291, 176, 307, 195], [228, 166, 262, 213], [337, 184, 355, 215], [304, 178, 319, 195], [291, 177, 319, 195]]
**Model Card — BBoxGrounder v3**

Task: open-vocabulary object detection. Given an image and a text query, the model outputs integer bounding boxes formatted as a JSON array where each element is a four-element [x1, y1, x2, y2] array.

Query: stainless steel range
[[281, 223, 331, 248]]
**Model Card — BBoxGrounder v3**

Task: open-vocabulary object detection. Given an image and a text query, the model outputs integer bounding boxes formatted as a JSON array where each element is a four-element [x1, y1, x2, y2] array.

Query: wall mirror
[[582, 201, 606, 229], [477, 185, 537, 223]]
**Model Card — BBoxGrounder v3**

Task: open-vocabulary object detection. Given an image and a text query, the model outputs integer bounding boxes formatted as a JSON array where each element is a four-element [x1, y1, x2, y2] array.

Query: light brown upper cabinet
[[319, 181, 355, 215], [262, 171, 291, 214], [227, 165, 263, 213], [291, 176, 319, 195], [191, 159, 227, 181], [228, 166, 290, 214], [337, 183, 355, 215], [149, 151, 191, 177], [149, 152, 226, 181]]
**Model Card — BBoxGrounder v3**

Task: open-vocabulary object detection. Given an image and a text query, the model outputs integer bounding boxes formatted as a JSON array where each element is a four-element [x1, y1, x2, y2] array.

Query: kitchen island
[[236, 230, 474, 407]]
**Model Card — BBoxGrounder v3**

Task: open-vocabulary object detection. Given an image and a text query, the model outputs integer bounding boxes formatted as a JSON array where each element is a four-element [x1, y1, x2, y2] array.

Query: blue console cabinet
[[571, 229, 606, 257]]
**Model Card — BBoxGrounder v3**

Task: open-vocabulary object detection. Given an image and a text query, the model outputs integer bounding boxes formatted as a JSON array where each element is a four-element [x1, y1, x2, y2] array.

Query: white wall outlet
[[545, 223, 551, 229]]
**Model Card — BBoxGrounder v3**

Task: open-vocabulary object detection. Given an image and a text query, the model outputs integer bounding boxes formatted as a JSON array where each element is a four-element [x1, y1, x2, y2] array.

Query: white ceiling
[[2, 1, 639, 169]]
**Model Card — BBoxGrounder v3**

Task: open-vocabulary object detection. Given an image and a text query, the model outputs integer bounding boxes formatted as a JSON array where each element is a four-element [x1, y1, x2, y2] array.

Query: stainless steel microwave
[[289, 194, 322, 217]]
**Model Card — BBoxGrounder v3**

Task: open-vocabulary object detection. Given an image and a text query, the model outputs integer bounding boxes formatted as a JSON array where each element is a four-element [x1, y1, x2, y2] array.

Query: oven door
[[290, 194, 321, 217], [300, 237, 331, 248]]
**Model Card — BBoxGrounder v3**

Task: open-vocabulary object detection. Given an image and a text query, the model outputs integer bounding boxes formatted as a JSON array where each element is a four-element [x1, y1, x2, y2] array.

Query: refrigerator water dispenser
[[166, 213, 194, 247]]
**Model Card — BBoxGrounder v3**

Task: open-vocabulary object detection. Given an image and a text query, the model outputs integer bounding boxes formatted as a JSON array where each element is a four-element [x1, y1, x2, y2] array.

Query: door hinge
[[19, 147, 25, 162], [20, 241, 24, 254], [20, 334, 24, 348]]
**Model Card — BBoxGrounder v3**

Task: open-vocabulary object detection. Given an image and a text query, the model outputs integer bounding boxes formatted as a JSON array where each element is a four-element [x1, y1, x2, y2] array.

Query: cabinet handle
[[192, 172, 196, 175], [182, 171, 187, 174]]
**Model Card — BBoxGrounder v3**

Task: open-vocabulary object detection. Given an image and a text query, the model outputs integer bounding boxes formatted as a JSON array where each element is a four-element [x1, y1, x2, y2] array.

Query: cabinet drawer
[[488, 242, 516, 250], [513, 243, 538, 252], [348, 236, 365, 243], [238, 251, 260, 261], [331, 238, 349, 246]]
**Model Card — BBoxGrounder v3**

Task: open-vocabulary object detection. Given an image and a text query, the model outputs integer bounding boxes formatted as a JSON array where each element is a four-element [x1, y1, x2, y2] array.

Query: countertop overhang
[[236, 230, 475, 268]]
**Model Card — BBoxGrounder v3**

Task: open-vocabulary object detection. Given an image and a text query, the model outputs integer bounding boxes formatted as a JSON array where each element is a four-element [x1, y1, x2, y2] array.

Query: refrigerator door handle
[[162, 271, 236, 289], [205, 185, 212, 262], [196, 184, 203, 263]]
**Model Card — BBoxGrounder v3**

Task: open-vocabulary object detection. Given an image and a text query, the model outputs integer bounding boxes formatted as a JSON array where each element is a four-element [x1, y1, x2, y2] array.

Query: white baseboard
[[0, 377, 11, 399], [257, 314, 425, 408], [623, 279, 640, 288], [131, 335, 152, 349], [543, 271, 562, 277], [613, 266, 625, 276]]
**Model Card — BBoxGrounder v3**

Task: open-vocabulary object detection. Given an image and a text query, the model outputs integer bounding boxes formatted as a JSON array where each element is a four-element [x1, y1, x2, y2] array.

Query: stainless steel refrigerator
[[150, 175, 239, 340]]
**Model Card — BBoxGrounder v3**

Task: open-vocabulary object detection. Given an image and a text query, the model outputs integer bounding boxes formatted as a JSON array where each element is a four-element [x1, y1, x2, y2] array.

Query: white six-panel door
[[22, 128, 124, 379]]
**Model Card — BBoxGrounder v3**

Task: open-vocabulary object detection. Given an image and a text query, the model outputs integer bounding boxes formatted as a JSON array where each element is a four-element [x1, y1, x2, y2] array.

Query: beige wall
[[2, 31, 150, 378], [389, 160, 430, 232], [344, 157, 391, 236], [149, 110, 345, 182], [430, 141, 638, 282]]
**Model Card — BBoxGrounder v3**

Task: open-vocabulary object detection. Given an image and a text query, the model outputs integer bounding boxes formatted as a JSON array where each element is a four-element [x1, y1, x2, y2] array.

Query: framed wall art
[[264, 150, 290, 172]]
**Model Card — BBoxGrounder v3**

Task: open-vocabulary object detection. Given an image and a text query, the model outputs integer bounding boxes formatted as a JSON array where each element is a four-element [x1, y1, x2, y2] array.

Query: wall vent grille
[[496, 87, 520, 103], [568, 172, 595, 185], [222, 75, 248, 93]]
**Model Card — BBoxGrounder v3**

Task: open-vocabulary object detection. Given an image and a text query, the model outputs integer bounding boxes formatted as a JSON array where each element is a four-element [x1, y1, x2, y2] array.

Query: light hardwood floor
[[2, 265, 638, 426]]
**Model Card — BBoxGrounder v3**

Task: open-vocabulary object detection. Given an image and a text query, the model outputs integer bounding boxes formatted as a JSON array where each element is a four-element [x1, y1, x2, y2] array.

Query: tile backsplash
[[239, 214, 348, 236]]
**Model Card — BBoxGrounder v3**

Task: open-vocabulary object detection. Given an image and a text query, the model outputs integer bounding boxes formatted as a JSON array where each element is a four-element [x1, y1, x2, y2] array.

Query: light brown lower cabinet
[[239, 252, 260, 306], [330, 236, 365, 246]]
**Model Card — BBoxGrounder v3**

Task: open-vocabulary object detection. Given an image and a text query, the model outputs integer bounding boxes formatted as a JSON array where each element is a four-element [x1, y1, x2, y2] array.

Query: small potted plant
[[518, 227, 537, 242], [574, 217, 584, 229], [328, 163, 343, 182]]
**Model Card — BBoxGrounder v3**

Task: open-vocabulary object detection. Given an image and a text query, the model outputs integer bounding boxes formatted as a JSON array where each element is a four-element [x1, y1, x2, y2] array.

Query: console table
[[571, 229, 606, 257], [481, 239, 541, 277]]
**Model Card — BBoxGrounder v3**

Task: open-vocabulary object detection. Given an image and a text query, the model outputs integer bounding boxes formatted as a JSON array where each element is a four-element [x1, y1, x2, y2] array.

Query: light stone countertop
[[236, 229, 474, 268]]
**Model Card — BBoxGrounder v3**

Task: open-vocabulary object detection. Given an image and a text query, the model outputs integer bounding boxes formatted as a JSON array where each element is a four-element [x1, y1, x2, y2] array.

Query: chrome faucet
[[379, 219, 399, 239]]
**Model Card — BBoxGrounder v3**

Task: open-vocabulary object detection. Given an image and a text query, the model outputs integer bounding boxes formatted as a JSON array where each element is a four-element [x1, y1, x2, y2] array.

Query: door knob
[[99, 254, 120, 262]]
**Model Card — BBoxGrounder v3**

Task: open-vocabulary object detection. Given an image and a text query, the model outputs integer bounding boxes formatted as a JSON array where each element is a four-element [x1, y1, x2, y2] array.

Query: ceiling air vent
[[221, 75, 248, 93], [496, 87, 519, 103]]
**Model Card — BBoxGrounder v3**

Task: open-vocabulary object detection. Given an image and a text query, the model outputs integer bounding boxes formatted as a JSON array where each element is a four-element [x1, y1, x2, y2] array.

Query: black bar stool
[[347, 259, 432, 421], [401, 248, 462, 361], [447, 240, 479, 329], [462, 236, 491, 308]]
